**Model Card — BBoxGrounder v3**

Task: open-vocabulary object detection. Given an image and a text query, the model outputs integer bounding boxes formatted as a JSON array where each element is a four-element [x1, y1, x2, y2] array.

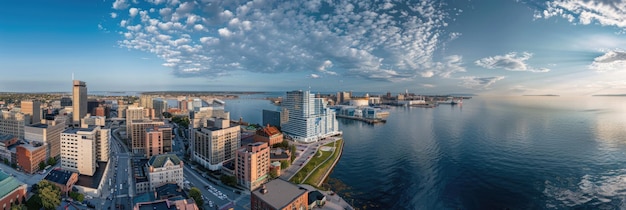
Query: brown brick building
[[251, 179, 308, 210], [16, 142, 47, 174], [254, 125, 283, 146]]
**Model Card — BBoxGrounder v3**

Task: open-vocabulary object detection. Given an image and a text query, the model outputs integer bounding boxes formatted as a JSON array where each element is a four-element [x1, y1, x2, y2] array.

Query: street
[[280, 137, 339, 181]]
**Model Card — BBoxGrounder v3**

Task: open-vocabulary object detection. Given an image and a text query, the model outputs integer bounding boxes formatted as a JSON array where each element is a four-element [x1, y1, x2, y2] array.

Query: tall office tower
[[152, 99, 167, 119], [130, 119, 164, 155], [20, 100, 41, 125], [72, 80, 87, 125], [24, 117, 65, 160], [236, 142, 270, 190], [190, 106, 229, 129], [336, 91, 351, 105], [125, 106, 145, 139], [281, 90, 341, 143], [60, 126, 109, 176], [140, 95, 154, 109], [192, 118, 240, 171], [0, 110, 28, 140], [159, 125, 173, 153], [262, 110, 281, 128], [86, 99, 100, 116]]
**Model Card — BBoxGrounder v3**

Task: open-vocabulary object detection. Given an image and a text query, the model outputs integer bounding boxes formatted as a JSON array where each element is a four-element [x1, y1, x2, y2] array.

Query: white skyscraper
[[281, 90, 341, 143]]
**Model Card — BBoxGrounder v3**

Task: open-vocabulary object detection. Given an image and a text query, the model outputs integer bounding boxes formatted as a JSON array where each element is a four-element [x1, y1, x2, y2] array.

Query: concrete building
[[0, 134, 18, 164], [44, 170, 78, 196], [60, 126, 109, 176], [0, 110, 29, 140], [93, 106, 106, 117], [236, 142, 270, 190], [254, 125, 283, 146], [190, 106, 229, 129], [0, 171, 27, 209], [72, 80, 87, 125], [140, 95, 154, 109], [20, 100, 41, 125], [81, 114, 106, 128], [281, 90, 341, 143], [336, 91, 351, 105], [130, 119, 164, 155], [126, 106, 145, 139], [24, 117, 65, 160], [147, 154, 183, 191], [251, 179, 309, 210], [16, 141, 47, 174], [192, 118, 240, 171], [262, 110, 281, 128], [153, 99, 168, 119]]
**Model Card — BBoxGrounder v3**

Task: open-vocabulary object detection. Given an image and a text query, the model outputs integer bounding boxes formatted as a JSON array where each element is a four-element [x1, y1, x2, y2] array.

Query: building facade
[[0, 134, 18, 164], [16, 142, 47, 174], [125, 106, 145, 139], [0, 110, 28, 140], [130, 119, 164, 155], [262, 110, 281, 128], [281, 90, 341, 143], [24, 118, 65, 160], [72, 80, 87, 125], [192, 119, 240, 171], [147, 154, 183, 191], [253, 125, 283, 146], [153, 99, 168, 119], [0, 171, 27, 210], [236, 142, 270, 190], [145, 127, 163, 159], [20, 100, 41, 125], [60, 126, 109, 176]]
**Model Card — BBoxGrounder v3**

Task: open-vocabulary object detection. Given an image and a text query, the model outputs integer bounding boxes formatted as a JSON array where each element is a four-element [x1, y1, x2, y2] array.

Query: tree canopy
[[36, 180, 61, 210], [188, 187, 203, 207]]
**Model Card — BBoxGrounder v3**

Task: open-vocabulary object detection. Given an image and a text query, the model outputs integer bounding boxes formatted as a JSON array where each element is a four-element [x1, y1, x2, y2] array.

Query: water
[[224, 95, 626, 209]]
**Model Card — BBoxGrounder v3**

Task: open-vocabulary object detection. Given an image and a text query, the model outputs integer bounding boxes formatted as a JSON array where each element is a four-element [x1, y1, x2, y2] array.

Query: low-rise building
[[0, 134, 18, 163], [0, 171, 27, 209], [133, 158, 150, 194], [147, 154, 183, 191], [44, 170, 78, 196], [251, 179, 309, 210], [16, 141, 47, 174], [133, 198, 199, 210], [24, 117, 65, 160], [253, 125, 283, 146]]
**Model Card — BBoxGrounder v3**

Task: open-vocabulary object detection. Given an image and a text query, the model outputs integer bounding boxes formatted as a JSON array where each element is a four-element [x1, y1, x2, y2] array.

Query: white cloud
[[537, 0, 626, 29], [129, 8, 139, 17], [114, 0, 458, 81], [475, 52, 550, 73], [112, 0, 129, 10], [460, 76, 505, 89], [110, 12, 118, 18], [309, 74, 321, 79], [589, 50, 626, 72]]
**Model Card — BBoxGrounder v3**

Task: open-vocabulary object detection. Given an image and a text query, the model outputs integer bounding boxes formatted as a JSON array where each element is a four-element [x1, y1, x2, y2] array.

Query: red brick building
[[251, 179, 308, 210], [44, 170, 78, 196], [254, 125, 283, 146], [16, 142, 47, 174], [0, 171, 27, 210]]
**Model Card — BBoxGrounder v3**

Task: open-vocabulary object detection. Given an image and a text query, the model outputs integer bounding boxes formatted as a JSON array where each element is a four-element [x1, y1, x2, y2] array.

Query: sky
[[1, 0, 626, 95]]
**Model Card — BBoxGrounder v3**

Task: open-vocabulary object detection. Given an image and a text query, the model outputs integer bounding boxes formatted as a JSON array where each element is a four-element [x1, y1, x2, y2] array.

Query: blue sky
[[1, 0, 626, 95]]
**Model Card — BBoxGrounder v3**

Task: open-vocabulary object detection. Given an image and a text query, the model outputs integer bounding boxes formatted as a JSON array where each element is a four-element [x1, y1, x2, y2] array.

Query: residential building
[[254, 125, 283, 146], [262, 110, 281, 128], [72, 80, 87, 125], [192, 118, 240, 170], [126, 106, 145, 139], [20, 100, 41, 124], [190, 106, 229, 129], [0, 110, 29, 140], [251, 179, 309, 210], [281, 90, 341, 143], [16, 141, 47, 174], [44, 170, 78, 196], [0, 171, 27, 209], [139, 95, 154, 109], [0, 134, 18, 163], [145, 127, 163, 158], [147, 154, 183, 191], [236, 142, 270, 190], [130, 119, 164, 155], [24, 117, 65, 160], [153, 99, 167, 119], [133, 199, 198, 210], [60, 126, 109, 176]]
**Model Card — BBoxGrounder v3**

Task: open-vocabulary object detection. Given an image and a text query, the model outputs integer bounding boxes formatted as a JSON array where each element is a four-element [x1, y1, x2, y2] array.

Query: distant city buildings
[[20, 100, 41, 124], [81, 114, 106, 128], [0, 110, 28, 140], [192, 117, 240, 171], [147, 154, 183, 191], [236, 142, 270, 190], [72, 80, 87, 125], [281, 90, 341, 143], [153, 98, 167, 119], [60, 126, 109, 176], [24, 117, 65, 160]]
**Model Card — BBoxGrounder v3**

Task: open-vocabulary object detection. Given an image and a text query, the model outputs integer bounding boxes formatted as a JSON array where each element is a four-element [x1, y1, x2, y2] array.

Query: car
[[299, 163, 303, 166]]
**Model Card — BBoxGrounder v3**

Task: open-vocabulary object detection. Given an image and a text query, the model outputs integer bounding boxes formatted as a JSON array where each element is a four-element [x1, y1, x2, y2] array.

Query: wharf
[[336, 115, 386, 124]]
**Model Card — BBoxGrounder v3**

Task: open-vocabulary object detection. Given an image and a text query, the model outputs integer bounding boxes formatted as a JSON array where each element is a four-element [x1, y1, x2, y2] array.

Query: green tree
[[269, 170, 278, 179], [10, 204, 26, 210], [188, 187, 204, 207], [39, 161, 46, 171], [11, 163, 16, 169], [46, 158, 56, 166], [220, 175, 237, 187], [289, 145, 296, 162], [36, 180, 61, 210], [280, 160, 290, 169], [69, 192, 84, 202]]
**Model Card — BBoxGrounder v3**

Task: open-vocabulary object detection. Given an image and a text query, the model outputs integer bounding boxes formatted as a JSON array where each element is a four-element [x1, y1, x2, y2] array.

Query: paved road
[[101, 126, 133, 210], [183, 164, 250, 210], [280, 137, 339, 181]]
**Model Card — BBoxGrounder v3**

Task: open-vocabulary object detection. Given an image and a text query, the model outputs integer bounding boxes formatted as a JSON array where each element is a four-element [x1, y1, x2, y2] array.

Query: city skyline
[[2, 0, 626, 95]]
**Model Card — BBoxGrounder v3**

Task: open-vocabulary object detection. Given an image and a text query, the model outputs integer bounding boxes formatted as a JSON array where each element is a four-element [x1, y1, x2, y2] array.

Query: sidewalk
[[298, 184, 353, 210]]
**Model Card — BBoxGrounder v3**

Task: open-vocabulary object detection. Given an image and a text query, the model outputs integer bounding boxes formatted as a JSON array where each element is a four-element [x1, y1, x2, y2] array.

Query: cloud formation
[[111, 0, 461, 81], [536, 0, 626, 29], [589, 50, 626, 71], [475, 52, 550, 72], [460, 76, 505, 89]]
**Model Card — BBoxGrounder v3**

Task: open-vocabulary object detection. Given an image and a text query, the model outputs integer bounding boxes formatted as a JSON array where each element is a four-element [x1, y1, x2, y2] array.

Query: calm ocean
[[225, 94, 626, 209]]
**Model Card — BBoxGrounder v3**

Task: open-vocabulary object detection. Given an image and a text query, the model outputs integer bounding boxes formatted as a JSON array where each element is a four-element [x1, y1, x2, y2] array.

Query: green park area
[[290, 139, 343, 187]]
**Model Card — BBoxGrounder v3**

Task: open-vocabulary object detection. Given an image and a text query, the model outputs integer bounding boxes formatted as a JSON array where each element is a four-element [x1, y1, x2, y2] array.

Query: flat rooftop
[[133, 158, 149, 183], [28, 123, 49, 128], [63, 126, 96, 134], [45, 170, 76, 185], [0, 134, 15, 141], [252, 179, 308, 210], [75, 161, 107, 189]]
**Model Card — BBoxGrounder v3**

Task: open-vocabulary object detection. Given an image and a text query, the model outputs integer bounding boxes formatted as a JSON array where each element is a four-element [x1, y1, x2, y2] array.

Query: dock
[[336, 115, 386, 124]]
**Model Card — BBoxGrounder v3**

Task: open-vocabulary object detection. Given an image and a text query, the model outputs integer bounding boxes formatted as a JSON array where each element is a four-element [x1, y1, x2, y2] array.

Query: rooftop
[[0, 171, 26, 199], [45, 170, 77, 186], [136, 199, 198, 210], [256, 125, 282, 137], [63, 126, 96, 134], [252, 179, 308, 210], [148, 154, 182, 168], [308, 190, 325, 204], [133, 158, 149, 183], [17, 142, 45, 152], [28, 123, 49, 128], [156, 183, 186, 200], [0, 134, 15, 142], [75, 161, 107, 189]]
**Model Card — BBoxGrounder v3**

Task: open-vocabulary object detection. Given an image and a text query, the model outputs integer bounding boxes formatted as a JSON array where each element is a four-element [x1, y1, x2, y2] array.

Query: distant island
[[522, 94, 560, 97], [592, 94, 626, 97]]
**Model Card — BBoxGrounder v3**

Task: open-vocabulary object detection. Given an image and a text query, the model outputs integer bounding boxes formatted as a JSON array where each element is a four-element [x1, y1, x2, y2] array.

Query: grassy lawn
[[304, 139, 343, 186], [290, 140, 343, 185]]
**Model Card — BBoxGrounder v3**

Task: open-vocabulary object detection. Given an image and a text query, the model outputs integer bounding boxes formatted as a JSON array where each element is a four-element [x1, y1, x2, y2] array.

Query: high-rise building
[[153, 99, 168, 119], [24, 117, 65, 160], [87, 99, 100, 116], [20, 100, 41, 125], [190, 106, 229, 129], [159, 125, 173, 153], [0, 110, 28, 140], [130, 119, 164, 155], [262, 110, 281, 128], [72, 80, 87, 125], [281, 90, 341, 143], [145, 127, 163, 158], [140, 95, 154, 109], [60, 97, 72, 107], [126, 106, 145, 139], [60, 126, 109, 176], [147, 154, 183, 191], [336, 91, 351, 105], [192, 118, 240, 170], [16, 142, 47, 174], [236, 142, 270, 190]]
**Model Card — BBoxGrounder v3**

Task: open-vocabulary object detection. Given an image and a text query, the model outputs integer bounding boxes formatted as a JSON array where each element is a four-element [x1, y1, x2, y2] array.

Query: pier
[[336, 115, 386, 124]]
